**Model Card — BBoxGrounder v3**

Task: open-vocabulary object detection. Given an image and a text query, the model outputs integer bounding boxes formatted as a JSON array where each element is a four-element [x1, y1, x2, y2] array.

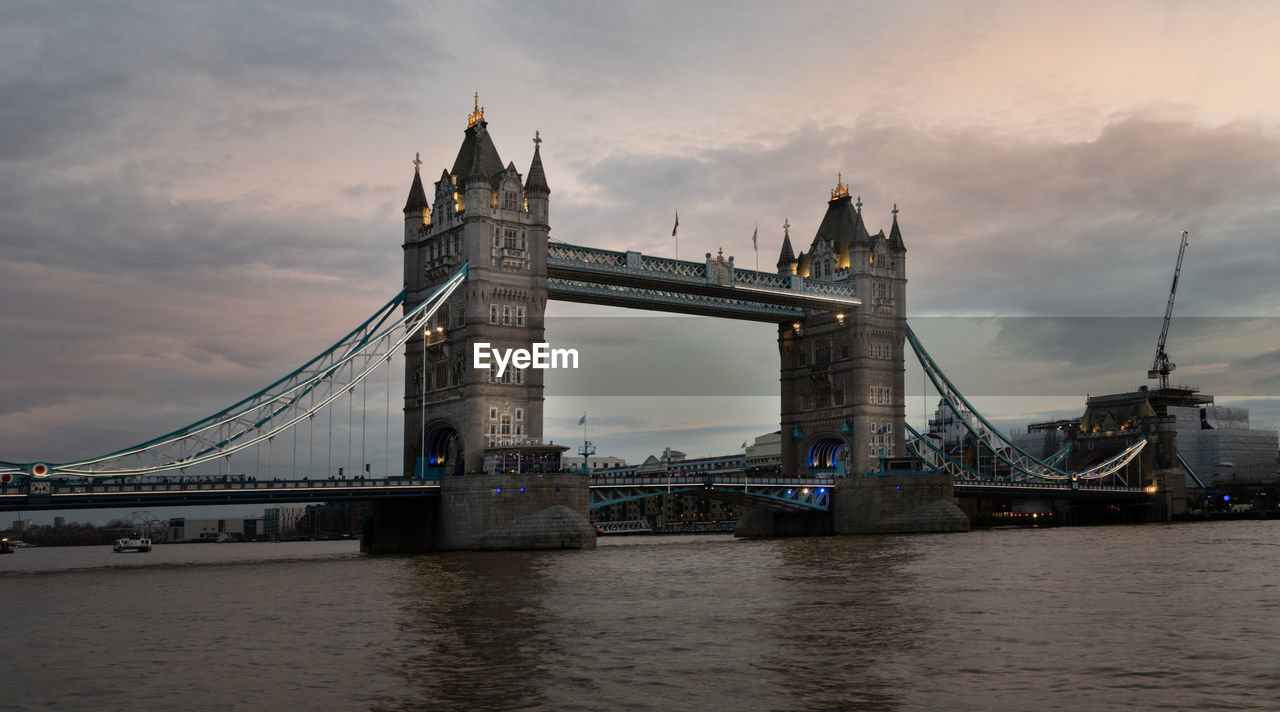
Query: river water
[[1, 521, 1277, 711]]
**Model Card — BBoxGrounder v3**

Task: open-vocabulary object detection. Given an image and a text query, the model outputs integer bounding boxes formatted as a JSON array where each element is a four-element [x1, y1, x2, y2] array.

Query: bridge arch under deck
[[420, 421, 462, 479], [804, 435, 850, 475]]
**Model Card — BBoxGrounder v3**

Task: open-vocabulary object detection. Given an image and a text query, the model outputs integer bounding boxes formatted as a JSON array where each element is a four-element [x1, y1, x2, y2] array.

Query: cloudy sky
[[3, 1, 1279, 521]]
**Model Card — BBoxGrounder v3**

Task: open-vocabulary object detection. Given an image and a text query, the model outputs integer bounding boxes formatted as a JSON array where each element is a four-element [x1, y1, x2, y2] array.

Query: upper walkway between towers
[[547, 242, 860, 321]]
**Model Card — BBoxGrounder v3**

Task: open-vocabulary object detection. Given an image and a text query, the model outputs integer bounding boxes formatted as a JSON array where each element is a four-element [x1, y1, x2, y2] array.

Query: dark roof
[[888, 208, 906, 251], [776, 230, 795, 269], [525, 143, 549, 194], [450, 122, 504, 185], [809, 195, 873, 266], [403, 167, 428, 214]]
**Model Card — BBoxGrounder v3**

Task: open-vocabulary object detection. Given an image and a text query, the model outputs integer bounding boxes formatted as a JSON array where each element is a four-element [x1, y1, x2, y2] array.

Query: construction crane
[[1148, 230, 1190, 389]]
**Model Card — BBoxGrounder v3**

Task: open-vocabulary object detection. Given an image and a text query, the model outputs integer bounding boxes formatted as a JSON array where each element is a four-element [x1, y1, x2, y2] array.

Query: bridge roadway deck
[[952, 480, 1150, 498], [0, 475, 1150, 512], [546, 242, 860, 321], [0, 478, 440, 512]]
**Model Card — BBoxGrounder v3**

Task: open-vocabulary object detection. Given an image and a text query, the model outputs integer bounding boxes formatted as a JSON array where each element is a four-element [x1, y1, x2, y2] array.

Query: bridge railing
[[548, 243, 858, 303], [639, 254, 705, 279], [952, 479, 1148, 494], [1, 477, 436, 496], [590, 474, 836, 488]]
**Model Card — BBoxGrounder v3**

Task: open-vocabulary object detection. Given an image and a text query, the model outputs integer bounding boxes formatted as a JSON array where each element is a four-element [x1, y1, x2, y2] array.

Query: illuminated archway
[[807, 438, 845, 471], [422, 425, 461, 478]]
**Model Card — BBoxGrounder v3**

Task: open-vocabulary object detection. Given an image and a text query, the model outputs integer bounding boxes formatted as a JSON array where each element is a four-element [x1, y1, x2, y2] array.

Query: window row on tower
[[493, 227, 527, 250], [796, 339, 895, 367], [426, 233, 461, 263], [802, 387, 847, 411], [487, 364, 526, 385], [869, 421, 896, 462], [489, 303, 527, 326], [487, 405, 526, 447]]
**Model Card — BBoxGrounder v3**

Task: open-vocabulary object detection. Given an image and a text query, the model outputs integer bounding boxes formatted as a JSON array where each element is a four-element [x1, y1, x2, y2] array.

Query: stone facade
[[402, 103, 551, 478], [437, 473, 594, 550], [777, 187, 908, 477], [832, 473, 969, 534]]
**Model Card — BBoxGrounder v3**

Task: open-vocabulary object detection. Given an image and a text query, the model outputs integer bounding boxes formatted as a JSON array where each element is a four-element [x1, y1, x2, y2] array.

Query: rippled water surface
[[2, 522, 1277, 711]]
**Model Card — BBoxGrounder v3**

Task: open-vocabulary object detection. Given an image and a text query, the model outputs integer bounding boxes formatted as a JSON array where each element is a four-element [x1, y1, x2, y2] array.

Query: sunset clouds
[[3, 0, 1278, 484]]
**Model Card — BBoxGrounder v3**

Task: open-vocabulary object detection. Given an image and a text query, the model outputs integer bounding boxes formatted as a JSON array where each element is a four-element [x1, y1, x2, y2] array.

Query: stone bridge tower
[[401, 97, 551, 478], [777, 178, 908, 477]]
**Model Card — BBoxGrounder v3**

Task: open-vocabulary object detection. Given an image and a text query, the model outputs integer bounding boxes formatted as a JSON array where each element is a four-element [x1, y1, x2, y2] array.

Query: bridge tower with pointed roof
[[401, 96, 553, 480], [775, 177, 909, 477]]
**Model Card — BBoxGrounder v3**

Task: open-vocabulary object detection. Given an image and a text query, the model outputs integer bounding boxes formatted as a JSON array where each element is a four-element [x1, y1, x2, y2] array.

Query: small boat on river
[[113, 535, 152, 553]]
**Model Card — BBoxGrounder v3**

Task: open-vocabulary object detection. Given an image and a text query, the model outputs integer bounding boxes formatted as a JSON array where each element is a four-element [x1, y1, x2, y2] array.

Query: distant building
[[926, 399, 1000, 475], [745, 431, 782, 472], [167, 517, 260, 542], [53, 516, 67, 528], [592, 450, 748, 526], [1169, 405, 1278, 485], [297, 502, 365, 538], [1017, 387, 1278, 490], [561, 454, 627, 472], [263, 507, 305, 539]]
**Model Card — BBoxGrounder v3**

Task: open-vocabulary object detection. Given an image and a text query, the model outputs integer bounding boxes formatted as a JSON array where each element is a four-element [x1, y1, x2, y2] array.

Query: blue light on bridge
[[495, 487, 502, 493], [520, 487, 525, 493], [1223, 494, 1230, 501]]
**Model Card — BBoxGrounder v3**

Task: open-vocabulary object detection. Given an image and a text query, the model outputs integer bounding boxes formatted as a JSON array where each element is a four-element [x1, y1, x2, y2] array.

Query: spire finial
[[783, 218, 790, 238], [533, 130, 542, 148], [467, 93, 485, 128], [830, 173, 849, 200], [856, 195, 863, 213], [413, 152, 422, 171], [892, 202, 898, 219]]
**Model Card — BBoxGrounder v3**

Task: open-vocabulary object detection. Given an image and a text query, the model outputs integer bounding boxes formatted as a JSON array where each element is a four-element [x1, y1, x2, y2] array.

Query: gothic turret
[[525, 132, 549, 224], [777, 219, 796, 274], [887, 203, 906, 253], [403, 153, 430, 243]]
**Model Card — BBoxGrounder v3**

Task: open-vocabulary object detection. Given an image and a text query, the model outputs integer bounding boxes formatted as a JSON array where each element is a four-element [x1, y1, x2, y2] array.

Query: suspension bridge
[[1, 100, 1175, 548]]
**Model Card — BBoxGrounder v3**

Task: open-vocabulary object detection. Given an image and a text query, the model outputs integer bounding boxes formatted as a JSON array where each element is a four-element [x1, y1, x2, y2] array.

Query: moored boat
[[113, 534, 152, 553]]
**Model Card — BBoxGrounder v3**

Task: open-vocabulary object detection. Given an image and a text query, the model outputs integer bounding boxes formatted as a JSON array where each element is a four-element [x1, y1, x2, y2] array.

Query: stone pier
[[832, 473, 969, 534]]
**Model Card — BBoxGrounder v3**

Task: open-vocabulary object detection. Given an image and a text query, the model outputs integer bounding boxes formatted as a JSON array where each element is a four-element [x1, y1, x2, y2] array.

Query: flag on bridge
[[672, 210, 679, 237], [578, 413, 587, 426], [751, 223, 759, 270], [741, 440, 748, 450]]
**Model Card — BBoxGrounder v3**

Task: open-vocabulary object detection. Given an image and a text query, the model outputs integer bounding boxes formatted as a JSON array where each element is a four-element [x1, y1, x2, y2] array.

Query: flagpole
[[754, 222, 759, 272], [673, 209, 679, 262]]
